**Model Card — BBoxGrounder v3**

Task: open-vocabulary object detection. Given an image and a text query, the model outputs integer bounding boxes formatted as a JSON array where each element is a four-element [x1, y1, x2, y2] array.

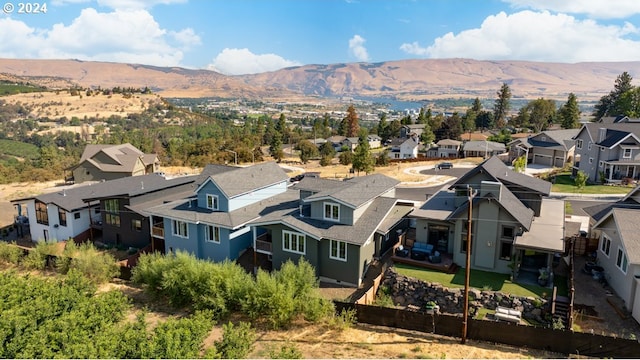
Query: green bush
[[148, 310, 214, 359], [269, 342, 303, 359], [0, 242, 24, 264], [57, 241, 119, 283], [373, 285, 395, 307], [21, 241, 57, 270], [209, 321, 255, 359], [328, 308, 357, 331]]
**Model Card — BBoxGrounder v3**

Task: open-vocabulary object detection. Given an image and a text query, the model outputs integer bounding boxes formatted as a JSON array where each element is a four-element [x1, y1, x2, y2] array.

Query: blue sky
[[1, 0, 640, 75]]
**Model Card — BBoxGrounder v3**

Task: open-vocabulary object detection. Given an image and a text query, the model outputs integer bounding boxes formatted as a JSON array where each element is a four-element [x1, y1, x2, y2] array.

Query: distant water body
[[350, 96, 423, 111]]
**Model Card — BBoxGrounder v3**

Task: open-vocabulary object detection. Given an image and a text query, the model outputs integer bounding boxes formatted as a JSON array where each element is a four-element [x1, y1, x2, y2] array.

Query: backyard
[[550, 173, 633, 194]]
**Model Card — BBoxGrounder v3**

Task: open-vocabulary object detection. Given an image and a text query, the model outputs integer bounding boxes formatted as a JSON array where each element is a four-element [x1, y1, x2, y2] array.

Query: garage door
[[534, 154, 553, 166], [554, 157, 565, 168]]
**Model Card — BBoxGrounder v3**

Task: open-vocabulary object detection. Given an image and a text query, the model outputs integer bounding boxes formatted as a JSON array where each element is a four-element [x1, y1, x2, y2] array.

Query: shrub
[[21, 241, 57, 270], [209, 321, 255, 359], [373, 285, 395, 308], [269, 342, 303, 359], [0, 242, 24, 264], [57, 241, 119, 283], [328, 308, 357, 331]]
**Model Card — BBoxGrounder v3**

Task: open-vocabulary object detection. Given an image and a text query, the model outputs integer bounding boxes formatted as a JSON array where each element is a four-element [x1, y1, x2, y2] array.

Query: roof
[[578, 123, 640, 148], [147, 188, 299, 230], [463, 140, 506, 152], [409, 190, 458, 220], [198, 162, 288, 199], [437, 139, 462, 146], [74, 143, 157, 174], [304, 173, 400, 209], [12, 173, 196, 213], [515, 199, 565, 252], [249, 196, 403, 245], [292, 177, 344, 193], [542, 129, 580, 149], [401, 137, 419, 148], [447, 188, 534, 231], [594, 208, 640, 264], [463, 132, 489, 141], [326, 135, 347, 143], [452, 156, 552, 195]]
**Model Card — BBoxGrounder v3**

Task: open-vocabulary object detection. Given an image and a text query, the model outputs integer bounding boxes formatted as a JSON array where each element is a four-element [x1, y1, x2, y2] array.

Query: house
[[400, 124, 425, 139], [462, 132, 489, 141], [572, 122, 640, 184], [367, 134, 382, 149], [343, 137, 361, 151], [462, 140, 506, 158], [388, 137, 419, 159], [591, 186, 640, 323], [598, 115, 640, 124], [67, 143, 159, 184], [326, 135, 347, 152], [409, 157, 563, 282], [249, 174, 413, 286], [80, 173, 203, 250], [10, 173, 197, 245], [436, 139, 462, 158], [145, 162, 290, 262], [508, 129, 579, 168]]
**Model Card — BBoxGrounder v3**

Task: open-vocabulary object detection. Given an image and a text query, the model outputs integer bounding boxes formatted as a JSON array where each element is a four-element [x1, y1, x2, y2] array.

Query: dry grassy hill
[[1, 58, 639, 101]]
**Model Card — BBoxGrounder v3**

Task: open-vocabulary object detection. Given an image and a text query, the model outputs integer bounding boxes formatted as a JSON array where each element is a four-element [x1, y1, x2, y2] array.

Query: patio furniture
[[411, 242, 433, 257], [429, 251, 442, 263], [410, 250, 427, 261], [395, 245, 409, 258], [495, 306, 521, 323]]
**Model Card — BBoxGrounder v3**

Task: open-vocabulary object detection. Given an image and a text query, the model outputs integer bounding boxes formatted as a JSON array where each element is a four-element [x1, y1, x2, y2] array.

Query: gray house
[[591, 185, 640, 323], [462, 140, 506, 158], [409, 157, 563, 283], [250, 174, 413, 286], [572, 123, 640, 184], [68, 143, 159, 184], [508, 129, 579, 167]]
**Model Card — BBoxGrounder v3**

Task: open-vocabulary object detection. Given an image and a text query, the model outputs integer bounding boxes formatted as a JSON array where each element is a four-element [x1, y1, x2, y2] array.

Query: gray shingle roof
[[201, 162, 289, 198], [304, 174, 399, 208], [463, 141, 505, 152], [542, 129, 580, 149], [580, 123, 640, 147], [292, 177, 344, 193], [611, 208, 640, 264], [76, 143, 156, 173], [452, 156, 551, 195]]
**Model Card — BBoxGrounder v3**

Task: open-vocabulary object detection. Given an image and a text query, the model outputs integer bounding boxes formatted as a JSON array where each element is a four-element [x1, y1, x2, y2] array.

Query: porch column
[[148, 216, 154, 252], [252, 227, 257, 275]]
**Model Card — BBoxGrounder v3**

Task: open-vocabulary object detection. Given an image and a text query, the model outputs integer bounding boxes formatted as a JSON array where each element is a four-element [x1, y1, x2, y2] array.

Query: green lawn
[[551, 173, 632, 194], [394, 264, 549, 298]]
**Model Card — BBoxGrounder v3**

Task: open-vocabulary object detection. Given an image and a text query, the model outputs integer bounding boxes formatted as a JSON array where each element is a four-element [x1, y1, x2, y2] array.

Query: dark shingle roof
[[452, 156, 551, 195], [580, 123, 640, 147], [304, 174, 399, 208], [292, 177, 344, 193], [202, 162, 288, 198]]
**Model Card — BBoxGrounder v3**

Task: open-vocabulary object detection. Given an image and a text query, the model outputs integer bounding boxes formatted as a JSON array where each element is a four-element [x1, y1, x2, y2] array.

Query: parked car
[[290, 174, 305, 182], [436, 162, 453, 170]]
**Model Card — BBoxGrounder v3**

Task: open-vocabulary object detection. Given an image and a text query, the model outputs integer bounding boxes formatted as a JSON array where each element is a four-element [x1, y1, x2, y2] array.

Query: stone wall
[[382, 267, 551, 324]]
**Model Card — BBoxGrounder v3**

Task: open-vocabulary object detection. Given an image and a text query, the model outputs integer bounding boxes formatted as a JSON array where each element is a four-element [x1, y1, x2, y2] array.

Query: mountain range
[[2, 58, 639, 101]]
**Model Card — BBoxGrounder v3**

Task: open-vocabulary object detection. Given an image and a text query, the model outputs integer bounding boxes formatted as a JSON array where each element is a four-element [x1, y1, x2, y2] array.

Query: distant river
[[351, 96, 424, 111]]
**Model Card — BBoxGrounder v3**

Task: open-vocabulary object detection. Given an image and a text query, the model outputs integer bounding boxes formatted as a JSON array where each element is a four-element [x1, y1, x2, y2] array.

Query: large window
[[104, 199, 120, 227], [500, 241, 513, 260], [576, 139, 583, 149], [205, 225, 220, 243], [58, 208, 67, 227], [172, 220, 188, 238], [283, 230, 305, 254], [206, 194, 219, 210], [616, 247, 628, 273], [35, 201, 48, 225], [323, 202, 340, 222], [601, 234, 611, 257], [330, 240, 347, 261]]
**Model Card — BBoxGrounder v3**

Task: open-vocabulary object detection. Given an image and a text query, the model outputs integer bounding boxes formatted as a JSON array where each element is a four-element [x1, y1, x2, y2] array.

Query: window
[[501, 226, 514, 239], [206, 194, 219, 210], [500, 240, 513, 260], [323, 202, 340, 222], [541, 136, 546, 141], [588, 142, 592, 150], [35, 201, 48, 225], [616, 247, 628, 273], [599, 161, 604, 168], [205, 225, 220, 243], [131, 219, 142, 232], [283, 230, 305, 254], [600, 234, 611, 257], [58, 208, 67, 227], [330, 240, 347, 261], [460, 233, 474, 254], [172, 220, 188, 238], [576, 139, 583, 149], [589, 158, 593, 164], [623, 148, 632, 159], [74, 212, 81, 219], [104, 199, 120, 226]]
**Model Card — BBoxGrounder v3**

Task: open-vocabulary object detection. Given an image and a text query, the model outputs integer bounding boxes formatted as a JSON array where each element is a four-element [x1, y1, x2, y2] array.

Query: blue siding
[[196, 181, 229, 211], [199, 225, 232, 262], [163, 218, 200, 256], [229, 226, 252, 259]]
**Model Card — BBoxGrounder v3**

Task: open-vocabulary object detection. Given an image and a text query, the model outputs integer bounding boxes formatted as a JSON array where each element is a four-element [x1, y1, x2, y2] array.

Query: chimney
[[598, 128, 607, 143]]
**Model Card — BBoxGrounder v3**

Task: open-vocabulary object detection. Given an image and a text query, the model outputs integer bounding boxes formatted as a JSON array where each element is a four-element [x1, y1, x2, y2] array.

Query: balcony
[[91, 220, 103, 230], [151, 223, 164, 238], [255, 232, 272, 254]]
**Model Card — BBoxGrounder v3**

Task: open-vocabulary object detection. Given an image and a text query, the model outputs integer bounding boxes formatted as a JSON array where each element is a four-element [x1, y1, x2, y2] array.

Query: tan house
[[68, 143, 159, 183], [508, 129, 579, 168]]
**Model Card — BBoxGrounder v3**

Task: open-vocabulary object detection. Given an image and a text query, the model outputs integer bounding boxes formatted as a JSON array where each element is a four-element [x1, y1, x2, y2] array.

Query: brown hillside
[[2, 58, 639, 101]]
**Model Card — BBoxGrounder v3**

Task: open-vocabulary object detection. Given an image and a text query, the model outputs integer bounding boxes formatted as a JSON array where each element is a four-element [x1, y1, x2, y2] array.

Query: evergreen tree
[[416, 108, 427, 124], [420, 123, 435, 145], [269, 133, 284, 162], [593, 71, 634, 118], [559, 93, 580, 129], [297, 139, 318, 164], [493, 83, 512, 128], [377, 113, 389, 142], [352, 130, 375, 175], [400, 115, 413, 125]]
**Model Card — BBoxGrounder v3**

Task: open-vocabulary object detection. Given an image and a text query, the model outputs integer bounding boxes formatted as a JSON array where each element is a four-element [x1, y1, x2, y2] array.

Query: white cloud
[[96, 0, 187, 10], [0, 7, 199, 67], [401, 10, 640, 63], [348, 34, 370, 62], [502, 0, 640, 19], [206, 48, 301, 75]]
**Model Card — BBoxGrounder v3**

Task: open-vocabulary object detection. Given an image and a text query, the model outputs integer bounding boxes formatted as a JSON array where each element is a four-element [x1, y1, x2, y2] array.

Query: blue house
[[146, 162, 290, 262]]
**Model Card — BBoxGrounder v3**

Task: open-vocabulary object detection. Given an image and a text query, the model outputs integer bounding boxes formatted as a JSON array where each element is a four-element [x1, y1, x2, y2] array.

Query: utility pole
[[461, 186, 474, 344]]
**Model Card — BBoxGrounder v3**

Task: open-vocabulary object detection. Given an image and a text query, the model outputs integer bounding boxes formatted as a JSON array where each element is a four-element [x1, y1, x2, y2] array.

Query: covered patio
[[602, 161, 640, 185]]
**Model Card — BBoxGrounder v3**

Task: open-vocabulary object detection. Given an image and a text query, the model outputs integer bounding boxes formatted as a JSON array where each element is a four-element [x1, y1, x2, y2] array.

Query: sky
[[1, 0, 640, 75]]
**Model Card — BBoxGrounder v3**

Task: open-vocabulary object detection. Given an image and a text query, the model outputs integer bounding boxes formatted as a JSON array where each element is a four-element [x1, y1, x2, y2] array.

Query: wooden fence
[[334, 301, 640, 358]]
